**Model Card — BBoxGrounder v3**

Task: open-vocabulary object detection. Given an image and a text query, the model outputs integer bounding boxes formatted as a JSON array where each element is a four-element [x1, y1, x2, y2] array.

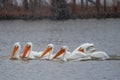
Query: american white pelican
[[37, 44, 54, 59], [72, 43, 96, 54], [20, 42, 38, 60], [10, 42, 21, 60], [64, 43, 94, 61], [74, 43, 110, 60], [52, 46, 71, 61]]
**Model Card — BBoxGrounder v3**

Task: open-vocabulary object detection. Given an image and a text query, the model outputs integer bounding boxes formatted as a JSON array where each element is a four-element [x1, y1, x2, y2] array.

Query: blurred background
[[0, 0, 120, 20]]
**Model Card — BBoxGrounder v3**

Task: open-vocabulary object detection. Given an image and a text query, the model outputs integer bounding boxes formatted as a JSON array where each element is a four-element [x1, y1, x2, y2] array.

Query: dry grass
[[67, 3, 120, 18], [0, 1, 120, 19]]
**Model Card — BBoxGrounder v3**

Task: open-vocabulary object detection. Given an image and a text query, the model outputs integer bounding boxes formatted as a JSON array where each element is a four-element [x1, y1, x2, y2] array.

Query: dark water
[[0, 19, 120, 80]]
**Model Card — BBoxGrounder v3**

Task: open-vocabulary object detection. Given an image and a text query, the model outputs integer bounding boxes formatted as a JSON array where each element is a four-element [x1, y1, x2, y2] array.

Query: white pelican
[[10, 42, 21, 60], [20, 42, 38, 60], [75, 43, 110, 60], [52, 46, 71, 61], [37, 44, 54, 60], [72, 43, 96, 54], [65, 43, 94, 61]]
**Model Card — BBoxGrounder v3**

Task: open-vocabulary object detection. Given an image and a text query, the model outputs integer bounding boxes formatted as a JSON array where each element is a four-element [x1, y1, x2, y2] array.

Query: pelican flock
[[10, 42, 110, 62]]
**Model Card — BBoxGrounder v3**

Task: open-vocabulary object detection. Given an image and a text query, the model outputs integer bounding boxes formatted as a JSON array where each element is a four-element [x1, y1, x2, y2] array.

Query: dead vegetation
[[0, 0, 120, 20]]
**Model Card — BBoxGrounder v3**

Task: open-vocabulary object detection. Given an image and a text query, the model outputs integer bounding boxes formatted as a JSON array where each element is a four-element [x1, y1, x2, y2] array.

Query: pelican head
[[52, 46, 68, 60], [40, 43, 54, 58], [20, 42, 32, 59], [10, 42, 21, 60], [75, 43, 96, 53]]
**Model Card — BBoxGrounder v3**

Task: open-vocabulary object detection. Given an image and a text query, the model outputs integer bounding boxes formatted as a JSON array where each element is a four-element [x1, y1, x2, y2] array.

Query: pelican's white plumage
[[10, 42, 21, 60], [90, 51, 110, 60], [67, 51, 91, 61]]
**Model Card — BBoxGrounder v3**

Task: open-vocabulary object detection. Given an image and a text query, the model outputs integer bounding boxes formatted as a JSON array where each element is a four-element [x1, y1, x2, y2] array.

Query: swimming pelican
[[65, 43, 94, 61], [75, 43, 110, 60], [10, 42, 21, 60], [52, 46, 71, 61], [20, 42, 38, 60], [72, 43, 96, 54], [37, 44, 54, 60]]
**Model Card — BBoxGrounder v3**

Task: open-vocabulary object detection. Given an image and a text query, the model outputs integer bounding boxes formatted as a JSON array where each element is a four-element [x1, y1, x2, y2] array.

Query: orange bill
[[52, 48, 65, 59], [21, 44, 31, 59], [40, 46, 52, 58], [78, 48, 84, 52], [10, 45, 19, 59]]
